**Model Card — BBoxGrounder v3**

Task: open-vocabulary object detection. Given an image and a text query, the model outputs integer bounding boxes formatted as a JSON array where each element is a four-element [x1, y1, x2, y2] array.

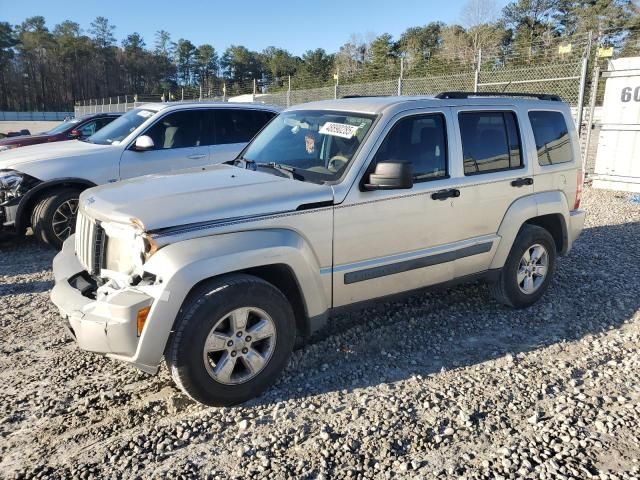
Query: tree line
[[0, 0, 638, 111]]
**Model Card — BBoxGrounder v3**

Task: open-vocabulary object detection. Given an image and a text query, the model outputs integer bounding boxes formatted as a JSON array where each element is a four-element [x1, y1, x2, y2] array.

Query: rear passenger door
[[210, 109, 276, 163], [449, 106, 534, 277], [119, 109, 210, 179]]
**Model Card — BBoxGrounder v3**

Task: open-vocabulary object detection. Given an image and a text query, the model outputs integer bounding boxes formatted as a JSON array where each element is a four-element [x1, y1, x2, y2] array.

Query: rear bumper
[[567, 209, 586, 253], [51, 236, 156, 371]]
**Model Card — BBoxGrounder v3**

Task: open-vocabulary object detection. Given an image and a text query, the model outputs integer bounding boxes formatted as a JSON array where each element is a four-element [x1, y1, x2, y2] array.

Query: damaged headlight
[[0, 170, 36, 204], [102, 221, 158, 277]]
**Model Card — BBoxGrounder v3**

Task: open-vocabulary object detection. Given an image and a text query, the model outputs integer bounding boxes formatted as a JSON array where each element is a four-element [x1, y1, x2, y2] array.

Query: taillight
[[573, 169, 583, 210]]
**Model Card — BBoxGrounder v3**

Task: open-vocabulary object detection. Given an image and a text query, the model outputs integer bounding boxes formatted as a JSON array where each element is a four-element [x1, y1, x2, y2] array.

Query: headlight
[[102, 221, 158, 275], [0, 170, 36, 204]]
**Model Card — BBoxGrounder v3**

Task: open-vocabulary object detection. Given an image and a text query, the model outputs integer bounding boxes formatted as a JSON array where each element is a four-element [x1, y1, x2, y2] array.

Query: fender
[[490, 191, 569, 270], [123, 228, 330, 370], [16, 177, 96, 232]]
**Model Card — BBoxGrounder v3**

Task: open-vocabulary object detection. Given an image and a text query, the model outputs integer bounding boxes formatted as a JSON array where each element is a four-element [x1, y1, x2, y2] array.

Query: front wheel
[[167, 274, 296, 406], [489, 224, 556, 308], [30, 188, 81, 249]]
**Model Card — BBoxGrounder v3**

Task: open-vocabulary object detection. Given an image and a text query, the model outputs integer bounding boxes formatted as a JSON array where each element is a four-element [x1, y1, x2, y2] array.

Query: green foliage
[[0, 4, 638, 110]]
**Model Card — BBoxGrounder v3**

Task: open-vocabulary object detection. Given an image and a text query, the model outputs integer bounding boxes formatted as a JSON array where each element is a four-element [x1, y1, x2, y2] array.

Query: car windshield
[[240, 110, 376, 183], [45, 118, 81, 135], [88, 108, 156, 145]]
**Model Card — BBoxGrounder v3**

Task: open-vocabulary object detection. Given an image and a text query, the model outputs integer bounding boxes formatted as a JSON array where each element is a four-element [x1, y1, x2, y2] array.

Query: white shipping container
[[593, 57, 640, 193]]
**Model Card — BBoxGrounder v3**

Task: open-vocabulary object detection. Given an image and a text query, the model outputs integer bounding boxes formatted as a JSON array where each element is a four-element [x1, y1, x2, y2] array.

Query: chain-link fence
[[75, 25, 639, 175]]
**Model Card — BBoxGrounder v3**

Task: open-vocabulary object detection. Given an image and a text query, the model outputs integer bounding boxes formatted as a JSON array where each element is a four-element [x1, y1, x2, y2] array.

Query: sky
[[0, 0, 510, 56]]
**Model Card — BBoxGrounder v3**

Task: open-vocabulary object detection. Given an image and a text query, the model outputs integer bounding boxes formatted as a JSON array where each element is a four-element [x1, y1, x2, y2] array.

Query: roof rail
[[435, 91, 562, 102], [340, 95, 390, 99]]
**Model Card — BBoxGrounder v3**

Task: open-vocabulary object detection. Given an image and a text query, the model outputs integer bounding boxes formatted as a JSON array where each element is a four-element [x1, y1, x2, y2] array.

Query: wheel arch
[[16, 178, 95, 233], [490, 191, 570, 270], [129, 229, 331, 370]]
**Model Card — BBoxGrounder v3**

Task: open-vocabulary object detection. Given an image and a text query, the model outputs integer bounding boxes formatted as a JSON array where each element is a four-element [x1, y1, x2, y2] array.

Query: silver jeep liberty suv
[[51, 92, 586, 406]]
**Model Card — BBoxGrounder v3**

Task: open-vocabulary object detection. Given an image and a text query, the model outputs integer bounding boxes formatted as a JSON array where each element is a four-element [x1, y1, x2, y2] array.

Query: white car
[[0, 102, 279, 247]]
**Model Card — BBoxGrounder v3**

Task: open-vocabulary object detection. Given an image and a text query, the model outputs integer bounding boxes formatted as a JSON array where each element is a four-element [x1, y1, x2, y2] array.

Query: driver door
[[333, 108, 467, 307], [119, 109, 210, 179]]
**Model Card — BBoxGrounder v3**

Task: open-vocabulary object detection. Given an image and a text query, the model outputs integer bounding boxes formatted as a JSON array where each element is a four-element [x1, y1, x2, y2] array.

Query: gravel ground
[[0, 185, 639, 480]]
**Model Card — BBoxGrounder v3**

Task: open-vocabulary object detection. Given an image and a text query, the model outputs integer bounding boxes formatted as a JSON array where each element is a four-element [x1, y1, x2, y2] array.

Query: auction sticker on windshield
[[319, 122, 359, 139]]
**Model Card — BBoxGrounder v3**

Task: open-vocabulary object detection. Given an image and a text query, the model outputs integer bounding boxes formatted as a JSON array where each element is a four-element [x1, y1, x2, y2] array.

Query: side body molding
[[124, 229, 330, 370], [489, 191, 570, 270]]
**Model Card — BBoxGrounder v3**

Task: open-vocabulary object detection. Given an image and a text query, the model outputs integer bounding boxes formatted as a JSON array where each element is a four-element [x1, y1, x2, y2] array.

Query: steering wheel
[[328, 155, 349, 173]]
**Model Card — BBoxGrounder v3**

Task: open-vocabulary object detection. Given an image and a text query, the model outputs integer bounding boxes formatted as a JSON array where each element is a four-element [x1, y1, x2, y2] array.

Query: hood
[[0, 140, 112, 172], [81, 164, 334, 232], [0, 133, 53, 146]]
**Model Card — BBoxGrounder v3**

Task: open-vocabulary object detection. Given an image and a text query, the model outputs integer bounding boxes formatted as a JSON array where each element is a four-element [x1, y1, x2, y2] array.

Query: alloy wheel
[[202, 307, 277, 385]]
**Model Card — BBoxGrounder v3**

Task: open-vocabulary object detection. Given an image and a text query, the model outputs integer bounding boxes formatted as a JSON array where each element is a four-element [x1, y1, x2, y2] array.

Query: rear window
[[528, 111, 573, 166], [214, 109, 276, 144]]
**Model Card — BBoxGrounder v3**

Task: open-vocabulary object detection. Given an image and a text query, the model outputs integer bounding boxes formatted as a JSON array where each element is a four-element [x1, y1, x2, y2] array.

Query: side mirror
[[133, 135, 154, 151], [363, 161, 413, 190], [69, 129, 81, 138]]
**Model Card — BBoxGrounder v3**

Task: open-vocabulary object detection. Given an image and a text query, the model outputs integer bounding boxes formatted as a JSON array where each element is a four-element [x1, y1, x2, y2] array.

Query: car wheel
[[167, 274, 296, 406], [31, 188, 81, 249], [489, 224, 556, 308]]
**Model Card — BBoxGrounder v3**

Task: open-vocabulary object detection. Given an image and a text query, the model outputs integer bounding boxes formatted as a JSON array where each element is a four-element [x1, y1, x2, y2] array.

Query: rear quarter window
[[528, 111, 573, 166]]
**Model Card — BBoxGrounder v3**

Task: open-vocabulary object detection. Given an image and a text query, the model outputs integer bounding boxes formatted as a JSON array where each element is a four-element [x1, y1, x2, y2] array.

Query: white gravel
[[1, 185, 639, 480]]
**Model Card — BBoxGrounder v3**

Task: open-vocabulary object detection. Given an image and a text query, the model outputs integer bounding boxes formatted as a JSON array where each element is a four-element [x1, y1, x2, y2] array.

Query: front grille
[[75, 211, 106, 276]]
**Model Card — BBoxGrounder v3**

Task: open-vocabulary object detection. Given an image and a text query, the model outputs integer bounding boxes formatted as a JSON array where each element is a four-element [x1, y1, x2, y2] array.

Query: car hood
[[0, 134, 52, 146], [81, 164, 334, 232], [0, 140, 110, 170]]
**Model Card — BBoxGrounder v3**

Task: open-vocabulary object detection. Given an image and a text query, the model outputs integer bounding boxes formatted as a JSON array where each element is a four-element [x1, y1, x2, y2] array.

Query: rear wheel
[[30, 188, 80, 249], [167, 274, 296, 406], [490, 224, 556, 308]]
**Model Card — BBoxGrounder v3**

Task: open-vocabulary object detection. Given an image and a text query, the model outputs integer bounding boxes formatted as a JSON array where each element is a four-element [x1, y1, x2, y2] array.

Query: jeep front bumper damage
[[51, 237, 156, 372]]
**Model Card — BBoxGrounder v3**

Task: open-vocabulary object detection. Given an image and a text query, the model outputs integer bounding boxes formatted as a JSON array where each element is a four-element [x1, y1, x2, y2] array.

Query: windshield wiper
[[244, 160, 305, 181]]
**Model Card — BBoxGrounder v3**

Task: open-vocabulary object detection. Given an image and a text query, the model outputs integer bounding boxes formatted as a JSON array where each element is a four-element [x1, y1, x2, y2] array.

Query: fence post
[[199, 84, 203, 101], [576, 56, 589, 136], [223, 83, 227, 102], [576, 31, 593, 136], [287, 75, 291, 108], [474, 48, 482, 93], [334, 68, 339, 99], [582, 64, 601, 172], [253, 78, 257, 102], [398, 57, 404, 96]]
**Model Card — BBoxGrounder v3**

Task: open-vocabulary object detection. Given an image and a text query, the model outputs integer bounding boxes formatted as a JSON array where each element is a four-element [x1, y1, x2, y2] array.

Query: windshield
[[88, 108, 156, 145], [45, 118, 81, 135], [241, 110, 376, 183]]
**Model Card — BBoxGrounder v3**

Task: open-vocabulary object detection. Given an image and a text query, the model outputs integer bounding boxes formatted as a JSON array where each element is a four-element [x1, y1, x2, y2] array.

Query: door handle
[[511, 177, 533, 187], [187, 154, 207, 160], [431, 189, 460, 200]]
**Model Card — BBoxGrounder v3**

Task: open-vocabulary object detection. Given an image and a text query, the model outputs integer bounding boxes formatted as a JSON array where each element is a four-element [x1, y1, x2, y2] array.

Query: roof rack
[[435, 91, 562, 102], [340, 95, 390, 99]]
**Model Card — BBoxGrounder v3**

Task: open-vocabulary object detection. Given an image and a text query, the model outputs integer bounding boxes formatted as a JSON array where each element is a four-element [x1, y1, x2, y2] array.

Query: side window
[[78, 121, 98, 137], [459, 111, 522, 175], [373, 113, 448, 182], [528, 111, 573, 166], [214, 109, 274, 145], [144, 110, 206, 150]]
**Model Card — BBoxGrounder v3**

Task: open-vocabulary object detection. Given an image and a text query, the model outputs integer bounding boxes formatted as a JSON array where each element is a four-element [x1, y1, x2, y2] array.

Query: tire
[[167, 274, 296, 406], [489, 224, 556, 308], [30, 188, 81, 249]]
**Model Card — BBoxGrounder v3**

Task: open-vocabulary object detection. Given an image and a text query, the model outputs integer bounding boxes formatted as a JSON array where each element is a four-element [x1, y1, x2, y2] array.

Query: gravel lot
[[1, 185, 639, 480]]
